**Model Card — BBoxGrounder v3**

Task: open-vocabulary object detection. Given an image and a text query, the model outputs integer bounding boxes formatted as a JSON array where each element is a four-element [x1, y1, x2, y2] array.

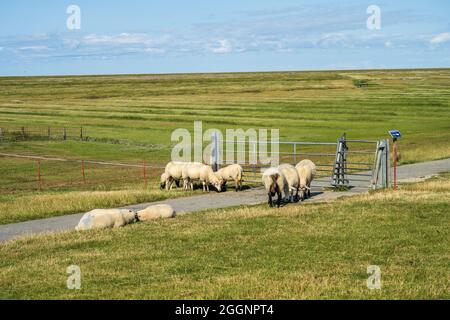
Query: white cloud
[[83, 33, 156, 46], [430, 32, 450, 44], [19, 46, 48, 51], [211, 39, 232, 54]]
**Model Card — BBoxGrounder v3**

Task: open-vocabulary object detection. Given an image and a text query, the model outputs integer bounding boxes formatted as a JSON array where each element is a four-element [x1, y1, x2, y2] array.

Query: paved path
[[1, 158, 449, 243]]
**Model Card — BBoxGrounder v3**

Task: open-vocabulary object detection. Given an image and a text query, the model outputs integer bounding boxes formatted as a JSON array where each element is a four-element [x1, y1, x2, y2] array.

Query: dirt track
[[0, 158, 449, 243]]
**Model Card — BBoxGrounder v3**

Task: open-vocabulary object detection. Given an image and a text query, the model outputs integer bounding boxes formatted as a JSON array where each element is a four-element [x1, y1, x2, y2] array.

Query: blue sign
[[388, 130, 402, 139]]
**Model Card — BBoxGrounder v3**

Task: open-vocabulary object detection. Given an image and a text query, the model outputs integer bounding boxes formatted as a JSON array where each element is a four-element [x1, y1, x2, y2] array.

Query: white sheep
[[164, 161, 195, 190], [261, 167, 289, 207], [136, 204, 176, 221], [75, 209, 136, 231], [215, 164, 244, 191], [160, 173, 169, 190], [295, 159, 317, 200], [277, 163, 300, 202], [182, 163, 223, 192]]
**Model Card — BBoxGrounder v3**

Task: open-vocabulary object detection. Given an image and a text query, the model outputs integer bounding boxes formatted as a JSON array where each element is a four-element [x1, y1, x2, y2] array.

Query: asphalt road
[[1, 158, 449, 243]]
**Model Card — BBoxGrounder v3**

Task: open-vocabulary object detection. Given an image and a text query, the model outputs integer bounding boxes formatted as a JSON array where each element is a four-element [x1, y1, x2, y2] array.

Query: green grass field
[[1, 69, 449, 224], [1, 174, 448, 299]]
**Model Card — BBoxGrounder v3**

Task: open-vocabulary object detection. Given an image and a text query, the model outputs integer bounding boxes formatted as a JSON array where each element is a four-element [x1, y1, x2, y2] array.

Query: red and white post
[[393, 141, 397, 190]]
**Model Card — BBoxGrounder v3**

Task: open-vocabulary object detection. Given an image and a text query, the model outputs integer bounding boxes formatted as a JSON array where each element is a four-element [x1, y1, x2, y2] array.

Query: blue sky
[[0, 0, 449, 76]]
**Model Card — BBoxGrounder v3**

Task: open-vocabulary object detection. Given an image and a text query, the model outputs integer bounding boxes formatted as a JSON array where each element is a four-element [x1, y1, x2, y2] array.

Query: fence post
[[47, 127, 51, 139], [63, 128, 67, 140], [22, 127, 26, 140], [210, 131, 220, 172], [385, 139, 391, 188], [142, 161, 147, 188], [293, 143, 297, 164], [372, 139, 390, 189], [80, 126, 83, 141], [332, 134, 348, 187], [371, 141, 381, 189], [37, 160, 42, 191], [252, 141, 257, 180], [81, 160, 86, 184]]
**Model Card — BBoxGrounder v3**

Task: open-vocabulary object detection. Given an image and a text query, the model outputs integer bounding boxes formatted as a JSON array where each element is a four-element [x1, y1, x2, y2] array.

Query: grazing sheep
[[182, 163, 223, 192], [160, 173, 169, 190], [136, 204, 176, 221], [75, 209, 136, 231], [181, 162, 203, 191], [262, 167, 289, 207], [215, 164, 244, 191], [160, 172, 180, 190], [295, 159, 317, 200], [164, 161, 195, 190], [277, 163, 300, 202]]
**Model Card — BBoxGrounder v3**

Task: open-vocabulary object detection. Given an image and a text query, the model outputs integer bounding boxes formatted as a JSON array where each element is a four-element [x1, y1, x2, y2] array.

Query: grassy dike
[[1, 69, 450, 224], [0, 174, 448, 299]]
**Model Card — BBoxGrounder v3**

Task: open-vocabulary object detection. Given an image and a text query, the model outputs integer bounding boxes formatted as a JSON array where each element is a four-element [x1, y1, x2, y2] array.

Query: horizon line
[[1, 66, 450, 79]]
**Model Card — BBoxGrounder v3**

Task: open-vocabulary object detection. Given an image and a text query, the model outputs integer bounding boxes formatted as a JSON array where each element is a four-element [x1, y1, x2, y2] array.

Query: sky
[[0, 0, 449, 76]]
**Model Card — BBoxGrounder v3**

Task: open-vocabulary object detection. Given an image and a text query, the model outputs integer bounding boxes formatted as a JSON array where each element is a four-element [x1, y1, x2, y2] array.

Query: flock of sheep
[[160, 159, 316, 208], [262, 159, 316, 207], [74, 159, 316, 231], [160, 161, 244, 193]]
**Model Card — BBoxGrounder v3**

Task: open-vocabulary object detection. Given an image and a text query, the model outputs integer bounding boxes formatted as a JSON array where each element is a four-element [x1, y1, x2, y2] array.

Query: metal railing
[[210, 134, 390, 190]]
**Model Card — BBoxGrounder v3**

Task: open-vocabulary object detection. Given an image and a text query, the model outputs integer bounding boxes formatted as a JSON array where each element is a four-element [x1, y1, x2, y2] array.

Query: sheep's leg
[[235, 180, 239, 192], [206, 183, 210, 192], [276, 191, 282, 208], [268, 194, 273, 207]]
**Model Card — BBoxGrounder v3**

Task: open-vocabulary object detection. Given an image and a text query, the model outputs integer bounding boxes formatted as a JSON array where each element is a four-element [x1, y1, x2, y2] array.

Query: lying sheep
[[278, 163, 299, 202], [182, 163, 223, 192], [164, 161, 194, 190], [75, 209, 136, 231], [136, 204, 176, 221], [215, 164, 244, 191], [295, 159, 317, 200], [262, 167, 289, 207]]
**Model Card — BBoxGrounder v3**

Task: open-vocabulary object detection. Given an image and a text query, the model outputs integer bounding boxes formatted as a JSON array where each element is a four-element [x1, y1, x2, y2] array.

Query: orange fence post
[[81, 160, 86, 184], [37, 160, 42, 190], [143, 161, 147, 189]]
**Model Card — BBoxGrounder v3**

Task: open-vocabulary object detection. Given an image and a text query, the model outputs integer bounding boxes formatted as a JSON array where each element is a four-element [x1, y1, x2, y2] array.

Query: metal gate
[[210, 133, 390, 190]]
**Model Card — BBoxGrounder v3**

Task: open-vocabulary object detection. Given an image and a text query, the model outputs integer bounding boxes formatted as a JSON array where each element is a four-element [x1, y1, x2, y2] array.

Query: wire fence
[[0, 127, 384, 192], [0, 152, 166, 193], [0, 125, 169, 149]]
